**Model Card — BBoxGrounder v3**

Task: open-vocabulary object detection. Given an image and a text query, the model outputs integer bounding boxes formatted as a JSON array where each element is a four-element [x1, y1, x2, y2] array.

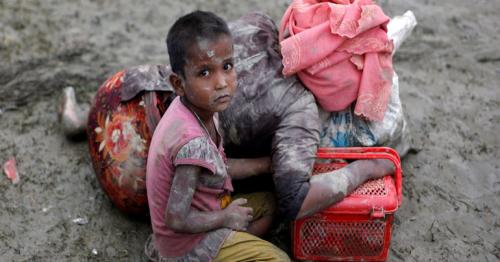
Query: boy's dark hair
[[166, 11, 231, 77]]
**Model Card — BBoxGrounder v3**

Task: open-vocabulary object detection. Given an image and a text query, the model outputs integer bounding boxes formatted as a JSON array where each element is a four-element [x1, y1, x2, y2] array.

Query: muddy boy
[[145, 11, 289, 261]]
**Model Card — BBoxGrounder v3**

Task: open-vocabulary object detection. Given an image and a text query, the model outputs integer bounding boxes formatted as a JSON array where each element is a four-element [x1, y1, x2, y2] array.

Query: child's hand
[[223, 198, 253, 231]]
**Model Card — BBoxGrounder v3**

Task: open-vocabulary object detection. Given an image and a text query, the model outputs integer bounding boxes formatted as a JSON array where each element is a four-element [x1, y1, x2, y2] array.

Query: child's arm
[[165, 165, 253, 233], [227, 157, 271, 180], [296, 159, 395, 219]]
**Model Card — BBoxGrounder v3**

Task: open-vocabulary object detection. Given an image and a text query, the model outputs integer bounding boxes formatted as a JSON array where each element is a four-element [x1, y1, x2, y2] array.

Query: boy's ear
[[169, 73, 185, 97]]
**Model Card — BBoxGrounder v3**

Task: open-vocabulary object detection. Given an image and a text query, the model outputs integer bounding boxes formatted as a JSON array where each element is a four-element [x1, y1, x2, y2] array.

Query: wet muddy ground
[[1, 0, 499, 261]]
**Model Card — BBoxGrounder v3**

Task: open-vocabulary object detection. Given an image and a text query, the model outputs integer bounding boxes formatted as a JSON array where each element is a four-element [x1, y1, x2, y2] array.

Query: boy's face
[[172, 35, 237, 114]]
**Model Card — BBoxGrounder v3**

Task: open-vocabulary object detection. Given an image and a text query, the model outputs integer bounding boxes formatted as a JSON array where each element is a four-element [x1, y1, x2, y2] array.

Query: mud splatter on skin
[[314, 169, 350, 197], [162, 164, 250, 259], [298, 168, 356, 218], [194, 37, 228, 63], [181, 35, 236, 116], [195, 37, 211, 54], [163, 164, 232, 260], [165, 166, 196, 227]]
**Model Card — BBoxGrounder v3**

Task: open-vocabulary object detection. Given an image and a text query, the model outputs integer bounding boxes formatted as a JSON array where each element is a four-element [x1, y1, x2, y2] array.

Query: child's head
[[167, 11, 236, 114]]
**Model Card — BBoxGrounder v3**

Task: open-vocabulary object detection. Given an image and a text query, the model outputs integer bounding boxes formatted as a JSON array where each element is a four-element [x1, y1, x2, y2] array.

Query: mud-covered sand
[[1, 0, 499, 261]]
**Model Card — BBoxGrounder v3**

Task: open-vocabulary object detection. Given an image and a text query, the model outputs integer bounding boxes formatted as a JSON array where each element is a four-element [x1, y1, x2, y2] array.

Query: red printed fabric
[[87, 65, 173, 215], [279, 0, 394, 121]]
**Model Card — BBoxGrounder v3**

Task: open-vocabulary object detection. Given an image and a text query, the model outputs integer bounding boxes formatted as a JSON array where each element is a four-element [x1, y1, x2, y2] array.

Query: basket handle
[[316, 147, 403, 206]]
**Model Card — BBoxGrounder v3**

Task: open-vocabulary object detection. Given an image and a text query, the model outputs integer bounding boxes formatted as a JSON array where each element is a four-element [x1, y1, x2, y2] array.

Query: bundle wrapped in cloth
[[279, 0, 394, 121], [318, 10, 417, 156]]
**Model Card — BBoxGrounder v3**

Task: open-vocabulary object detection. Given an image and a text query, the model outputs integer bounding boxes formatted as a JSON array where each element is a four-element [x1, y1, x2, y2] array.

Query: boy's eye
[[199, 69, 209, 77], [223, 63, 233, 71]]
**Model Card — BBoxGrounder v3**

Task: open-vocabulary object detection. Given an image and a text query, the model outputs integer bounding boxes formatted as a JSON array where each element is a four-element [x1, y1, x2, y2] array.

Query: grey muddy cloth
[[221, 13, 319, 220]]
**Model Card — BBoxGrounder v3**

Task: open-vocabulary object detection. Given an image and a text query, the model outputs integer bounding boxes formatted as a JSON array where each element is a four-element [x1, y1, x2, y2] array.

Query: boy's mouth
[[214, 94, 231, 102]]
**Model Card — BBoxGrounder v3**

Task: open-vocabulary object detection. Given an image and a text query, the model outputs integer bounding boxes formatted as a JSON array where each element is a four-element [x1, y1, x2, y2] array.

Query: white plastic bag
[[388, 11, 418, 54]]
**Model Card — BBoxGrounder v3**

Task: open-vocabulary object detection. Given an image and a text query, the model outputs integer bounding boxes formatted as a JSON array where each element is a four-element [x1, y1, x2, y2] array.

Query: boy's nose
[[215, 72, 228, 90]]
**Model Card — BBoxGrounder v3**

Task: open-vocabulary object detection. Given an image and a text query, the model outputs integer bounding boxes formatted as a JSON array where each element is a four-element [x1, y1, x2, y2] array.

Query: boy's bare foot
[[59, 87, 88, 138]]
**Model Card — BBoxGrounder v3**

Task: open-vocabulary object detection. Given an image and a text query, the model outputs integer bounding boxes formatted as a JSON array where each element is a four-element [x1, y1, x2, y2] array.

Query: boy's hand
[[223, 198, 253, 231]]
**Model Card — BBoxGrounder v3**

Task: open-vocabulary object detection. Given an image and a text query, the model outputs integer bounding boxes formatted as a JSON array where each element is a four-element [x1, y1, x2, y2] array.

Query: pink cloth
[[146, 97, 233, 258], [279, 0, 394, 121]]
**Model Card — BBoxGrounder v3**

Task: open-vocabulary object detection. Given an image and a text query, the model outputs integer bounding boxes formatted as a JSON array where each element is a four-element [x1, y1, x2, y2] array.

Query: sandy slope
[[0, 0, 499, 261]]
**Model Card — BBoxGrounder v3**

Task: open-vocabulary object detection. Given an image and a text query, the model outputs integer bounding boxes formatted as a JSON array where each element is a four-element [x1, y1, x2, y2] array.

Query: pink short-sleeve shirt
[[146, 97, 233, 260]]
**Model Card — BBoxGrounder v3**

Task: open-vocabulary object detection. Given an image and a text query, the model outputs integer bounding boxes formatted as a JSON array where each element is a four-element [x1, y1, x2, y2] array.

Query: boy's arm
[[226, 157, 271, 180], [296, 159, 394, 219], [165, 165, 253, 233]]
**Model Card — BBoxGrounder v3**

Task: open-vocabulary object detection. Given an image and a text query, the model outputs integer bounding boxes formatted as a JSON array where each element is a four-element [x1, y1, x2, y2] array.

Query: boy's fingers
[[233, 198, 247, 205]]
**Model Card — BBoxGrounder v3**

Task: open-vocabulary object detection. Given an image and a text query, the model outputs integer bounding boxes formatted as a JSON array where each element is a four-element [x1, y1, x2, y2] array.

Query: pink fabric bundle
[[279, 0, 394, 121]]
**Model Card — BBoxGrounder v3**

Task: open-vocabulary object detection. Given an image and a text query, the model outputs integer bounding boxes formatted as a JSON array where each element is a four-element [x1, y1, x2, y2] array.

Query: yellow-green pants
[[214, 231, 290, 262], [232, 191, 276, 220], [213, 192, 288, 261]]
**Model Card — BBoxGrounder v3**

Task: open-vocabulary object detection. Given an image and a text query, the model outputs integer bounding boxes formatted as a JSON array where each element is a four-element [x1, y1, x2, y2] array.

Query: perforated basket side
[[292, 147, 401, 261], [294, 214, 393, 261]]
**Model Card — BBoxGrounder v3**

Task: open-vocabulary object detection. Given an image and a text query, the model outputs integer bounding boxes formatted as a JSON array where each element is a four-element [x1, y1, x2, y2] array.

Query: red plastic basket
[[292, 147, 402, 261]]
